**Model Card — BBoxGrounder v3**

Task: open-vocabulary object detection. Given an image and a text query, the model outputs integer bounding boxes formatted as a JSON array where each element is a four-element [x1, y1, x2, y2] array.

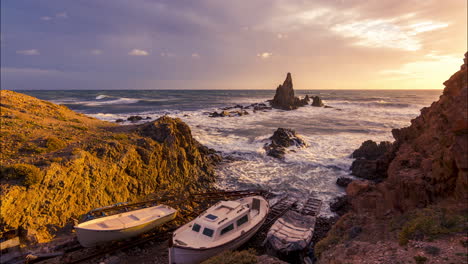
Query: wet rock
[[264, 128, 307, 159], [352, 140, 392, 160], [311, 96, 324, 107], [336, 177, 353, 187], [324, 105, 333, 108], [350, 140, 394, 180], [145, 116, 152, 120], [208, 111, 230, 117], [127, 116, 143, 122], [115, 119, 125, 123], [330, 195, 350, 216]]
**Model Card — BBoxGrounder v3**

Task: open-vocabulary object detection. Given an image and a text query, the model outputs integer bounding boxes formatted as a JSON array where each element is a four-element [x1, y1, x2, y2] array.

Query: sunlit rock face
[[0, 91, 220, 242]]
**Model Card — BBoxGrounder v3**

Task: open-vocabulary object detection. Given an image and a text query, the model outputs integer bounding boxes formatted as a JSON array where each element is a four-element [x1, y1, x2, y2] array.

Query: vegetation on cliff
[[0, 90, 220, 242]]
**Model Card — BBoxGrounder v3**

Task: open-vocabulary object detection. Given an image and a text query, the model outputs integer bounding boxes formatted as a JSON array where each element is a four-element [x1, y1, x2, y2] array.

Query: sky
[[1, 0, 466, 90]]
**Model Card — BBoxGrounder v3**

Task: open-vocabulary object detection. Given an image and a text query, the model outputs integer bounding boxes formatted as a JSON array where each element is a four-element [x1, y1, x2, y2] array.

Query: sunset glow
[[1, 0, 466, 90]]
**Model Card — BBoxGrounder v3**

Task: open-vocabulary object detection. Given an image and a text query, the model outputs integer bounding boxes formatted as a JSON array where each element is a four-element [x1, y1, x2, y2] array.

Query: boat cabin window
[[220, 224, 234, 235], [237, 214, 248, 227], [192, 223, 201, 232], [202, 228, 214, 237]]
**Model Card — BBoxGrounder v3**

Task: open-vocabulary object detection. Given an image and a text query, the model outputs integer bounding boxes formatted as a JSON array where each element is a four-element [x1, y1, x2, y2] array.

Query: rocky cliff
[[316, 53, 468, 263], [0, 90, 220, 242]]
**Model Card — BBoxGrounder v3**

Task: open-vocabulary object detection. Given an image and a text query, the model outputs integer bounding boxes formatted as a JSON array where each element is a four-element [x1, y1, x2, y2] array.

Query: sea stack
[[270, 73, 309, 110]]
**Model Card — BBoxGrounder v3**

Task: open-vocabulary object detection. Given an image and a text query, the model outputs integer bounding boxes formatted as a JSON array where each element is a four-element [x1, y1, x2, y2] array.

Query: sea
[[21, 90, 442, 215]]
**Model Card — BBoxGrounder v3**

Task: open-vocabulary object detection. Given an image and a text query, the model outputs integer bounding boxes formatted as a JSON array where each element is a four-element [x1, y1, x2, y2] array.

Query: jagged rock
[[350, 140, 394, 180], [115, 119, 125, 123], [329, 195, 350, 216], [270, 73, 309, 110], [336, 177, 353, 187], [311, 96, 324, 107], [264, 128, 307, 159], [127, 115, 143, 122], [348, 53, 468, 216], [208, 111, 230, 117], [351, 140, 392, 160]]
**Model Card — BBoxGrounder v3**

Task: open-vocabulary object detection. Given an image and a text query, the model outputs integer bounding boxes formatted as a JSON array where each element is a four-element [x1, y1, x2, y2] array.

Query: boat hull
[[169, 215, 266, 264], [76, 212, 176, 247]]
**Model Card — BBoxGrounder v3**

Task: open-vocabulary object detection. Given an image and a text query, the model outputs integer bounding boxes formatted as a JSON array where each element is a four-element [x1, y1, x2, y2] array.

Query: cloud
[[16, 49, 40, 55], [40, 11, 67, 21], [191, 53, 200, 58], [40, 16, 52, 21], [91, 49, 102, 55], [257, 52, 273, 59], [128, 49, 149, 56], [263, 5, 451, 51]]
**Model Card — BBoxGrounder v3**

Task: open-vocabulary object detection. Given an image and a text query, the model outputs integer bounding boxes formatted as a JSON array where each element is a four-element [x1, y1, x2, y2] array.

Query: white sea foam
[[77, 91, 435, 216]]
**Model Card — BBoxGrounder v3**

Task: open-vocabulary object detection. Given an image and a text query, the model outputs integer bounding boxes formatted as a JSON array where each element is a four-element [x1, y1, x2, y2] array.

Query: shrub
[[68, 124, 88, 131], [201, 249, 257, 264], [1, 164, 43, 186], [45, 136, 66, 151], [19, 143, 46, 154], [398, 207, 466, 245]]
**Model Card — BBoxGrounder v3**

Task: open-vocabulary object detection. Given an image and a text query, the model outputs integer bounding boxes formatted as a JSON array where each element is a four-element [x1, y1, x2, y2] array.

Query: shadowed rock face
[[347, 53, 468, 215], [270, 73, 310, 110], [350, 140, 394, 180], [311, 96, 324, 107]]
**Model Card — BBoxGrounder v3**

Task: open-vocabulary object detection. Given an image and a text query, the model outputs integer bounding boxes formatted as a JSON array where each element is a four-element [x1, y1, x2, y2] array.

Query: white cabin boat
[[75, 204, 177, 247], [169, 196, 269, 264]]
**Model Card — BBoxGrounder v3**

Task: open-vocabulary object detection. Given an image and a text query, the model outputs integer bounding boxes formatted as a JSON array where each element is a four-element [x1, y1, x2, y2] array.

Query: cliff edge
[[316, 53, 468, 263]]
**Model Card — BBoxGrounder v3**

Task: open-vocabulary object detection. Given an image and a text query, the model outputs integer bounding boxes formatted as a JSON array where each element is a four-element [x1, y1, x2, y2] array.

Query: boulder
[[208, 111, 230, 117], [329, 195, 350, 216], [127, 115, 143, 122], [115, 119, 125, 123], [336, 177, 353, 187], [264, 128, 307, 159], [311, 96, 324, 107], [350, 140, 394, 180]]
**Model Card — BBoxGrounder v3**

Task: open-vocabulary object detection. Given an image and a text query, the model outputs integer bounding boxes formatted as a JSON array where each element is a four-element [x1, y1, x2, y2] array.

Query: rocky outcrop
[[208, 110, 249, 117], [270, 73, 310, 110], [264, 128, 307, 159], [316, 53, 468, 263], [0, 91, 220, 242], [350, 140, 394, 180], [311, 96, 324, 107]]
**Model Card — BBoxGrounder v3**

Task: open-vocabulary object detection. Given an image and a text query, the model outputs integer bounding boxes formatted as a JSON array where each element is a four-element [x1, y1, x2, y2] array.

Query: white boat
[[75, 204, 177, 247], [169, 196, 269, 264]]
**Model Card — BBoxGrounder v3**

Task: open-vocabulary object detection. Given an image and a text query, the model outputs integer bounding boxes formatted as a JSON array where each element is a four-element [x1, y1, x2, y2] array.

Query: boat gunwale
[[74, 206, 177, 232]]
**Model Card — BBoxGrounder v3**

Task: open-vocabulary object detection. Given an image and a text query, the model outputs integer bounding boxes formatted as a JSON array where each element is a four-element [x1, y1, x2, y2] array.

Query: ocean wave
[[82, 98, 140, 106], [96, 95, 110, 100]]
